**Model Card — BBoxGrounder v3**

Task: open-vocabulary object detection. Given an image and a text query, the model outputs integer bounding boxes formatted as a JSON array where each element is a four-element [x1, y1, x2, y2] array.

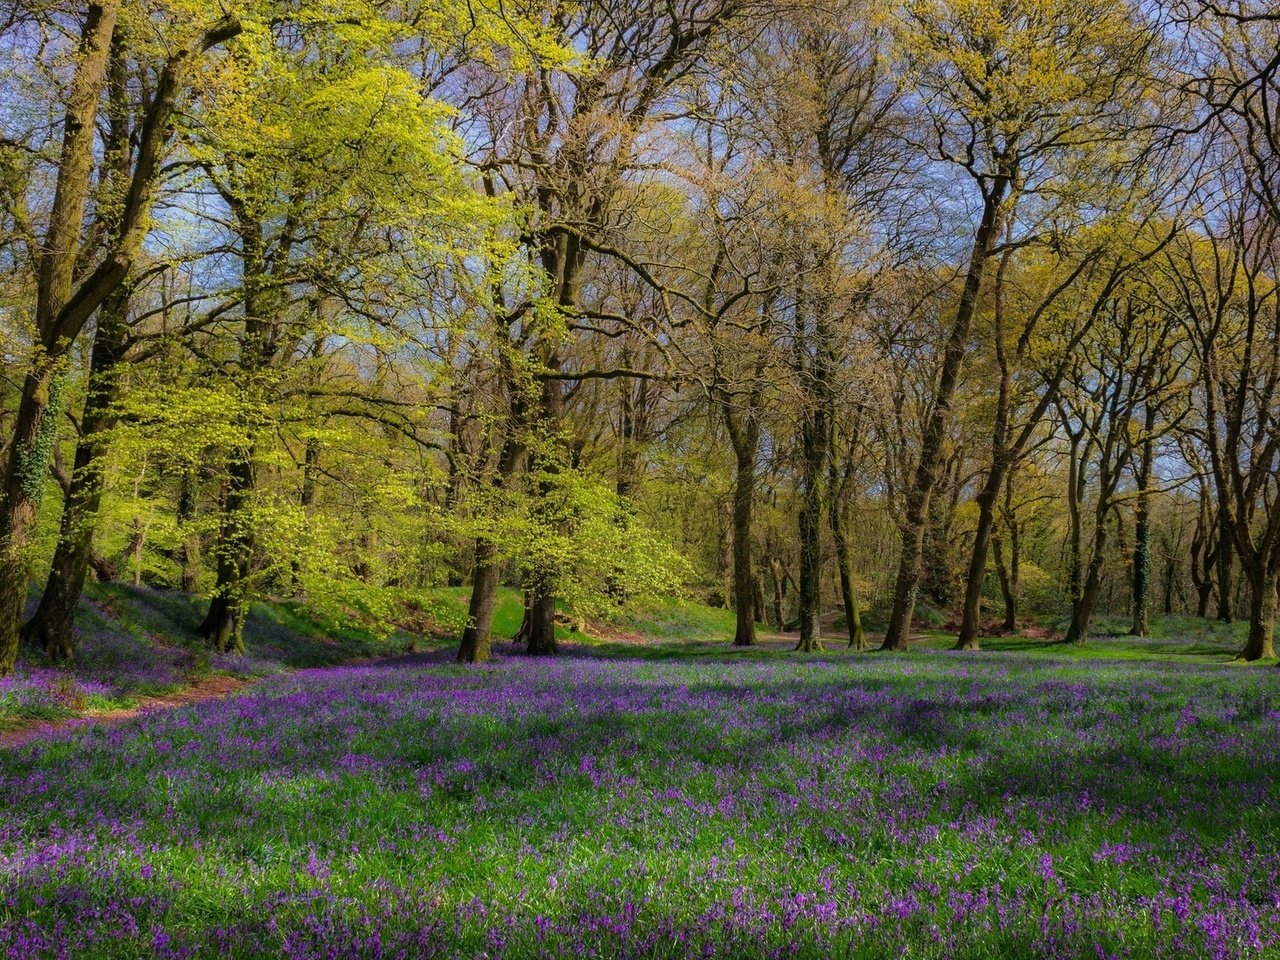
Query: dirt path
[[0, 674, 253, 751]]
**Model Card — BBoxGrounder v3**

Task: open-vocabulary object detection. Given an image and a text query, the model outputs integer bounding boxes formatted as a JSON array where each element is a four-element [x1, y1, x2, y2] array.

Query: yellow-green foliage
[[462, 467, 692, 624]]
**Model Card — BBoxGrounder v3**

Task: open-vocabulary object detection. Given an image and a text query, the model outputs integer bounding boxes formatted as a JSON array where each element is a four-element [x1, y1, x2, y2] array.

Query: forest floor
[[0, 623, 1277, 958], [0, 583, 420, 737], [4, 585, 1272, 743], [0, 673, 251, 749]]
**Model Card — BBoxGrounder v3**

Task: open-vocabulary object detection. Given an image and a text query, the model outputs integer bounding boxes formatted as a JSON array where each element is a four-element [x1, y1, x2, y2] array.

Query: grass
[[0, 645, 1277, 957], [0, 583, 421, 731], [613, 595, 765, 642], [908, 614, 1277, 666], [9, 583, 1274, 736]]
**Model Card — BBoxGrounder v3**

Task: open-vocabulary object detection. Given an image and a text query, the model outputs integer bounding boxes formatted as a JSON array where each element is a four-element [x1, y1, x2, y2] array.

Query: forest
[[1, 0, 1280, 957]]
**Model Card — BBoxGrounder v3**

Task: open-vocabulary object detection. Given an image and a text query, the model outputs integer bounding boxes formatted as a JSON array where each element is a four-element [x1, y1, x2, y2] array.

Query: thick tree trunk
[[1190, 504, 1214, 620], [21, 291, 130, 662], [458, 381, 526, 663], [1196, 580, 1213, 618], [957, 242, 1017, 651], [1065, 525, 1108, 645], [1242, 565, 1276, 661], [1065, 432, 1086, 609], [1065, 567, 1103, 646], [883, 178, 1007, 650], [458, 543, 500, 663], [196, 451, 253, 654], [0, 0, 122, 675], [0, 370, 68, 673], [993, 469, 1021, 631], [522, 340, 566, 658], [526, 588, 557, 656], [731, 451, 756, 646]]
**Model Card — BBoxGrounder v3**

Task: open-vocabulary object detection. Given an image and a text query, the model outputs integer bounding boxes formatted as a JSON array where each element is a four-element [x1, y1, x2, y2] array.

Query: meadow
[[1, 614, 1278, 958]]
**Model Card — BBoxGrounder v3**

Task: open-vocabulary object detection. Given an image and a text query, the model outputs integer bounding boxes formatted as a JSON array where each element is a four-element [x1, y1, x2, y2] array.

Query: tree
[[880, 0, 1160, 650], [453, 0, 745, 660], [0, 2, 242, 674], [1056, 289, 1185, 645]]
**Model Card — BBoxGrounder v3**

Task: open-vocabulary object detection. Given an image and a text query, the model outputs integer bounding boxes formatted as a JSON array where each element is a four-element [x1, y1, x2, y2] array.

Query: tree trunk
[[1065, 525, 1108, 645], [458, 380, 527, 663], [1190, 502, 1214, 619], [731, 451, 756, 646], [768, 557, 785, 632], [883, 177, 1008, 650], [0, 371, 70, 674], [1242, 565, 1276, 661], [526, 588, 557, 656], [956, 474, 1000, 650], [458, 543, 500, 663], [1130, 418, 1155, 636], [1216, 515, 1234, 623], [1196, 580, 1212, 618], [21, 291, 131, 663], [1065, 432, 1086, 610], [956, 240, 1018, 650], [795, 467, 824, 652], [829, 498, 865, 651], [993, 535, 1016, 631], [0, 1, 122, 675], [1065, 567, 1103, 645], [196, 451, 253, 654]]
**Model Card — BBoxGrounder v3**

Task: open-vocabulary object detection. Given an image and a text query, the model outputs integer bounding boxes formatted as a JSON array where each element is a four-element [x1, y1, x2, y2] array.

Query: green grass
[[613, 595, 755, 642], [9, 582, 1275, 740], [3, 647, 1278, 957], [0, 583, 426, 731], [909, 614, 1275, 665]]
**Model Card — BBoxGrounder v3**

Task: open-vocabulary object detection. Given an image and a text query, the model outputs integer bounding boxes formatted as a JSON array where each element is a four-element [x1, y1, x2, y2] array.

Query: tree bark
[[459, 366, 527, 664], [768, 556, 786, 632], [1242, 563, 1276, 661], [1130, 426, 1155, 637], [458, 543, 500, 663], [731, 450, 757, 646], [1065, 508, 1109, 645], [1216, 511, 1234, 623], [957, 470, 1000, 650], [0, 0, 121, 675], [524, 350, 565, 657], [21, 290, 130, 662], [993, 534, 1017, 631], [795, 463, 824, 652], [829, 493, 865, 650], [1189, 497, 1216, 619], [956, 238, 1019, 650], [525, 587, 557, 656], [196, 451, 252, 654]]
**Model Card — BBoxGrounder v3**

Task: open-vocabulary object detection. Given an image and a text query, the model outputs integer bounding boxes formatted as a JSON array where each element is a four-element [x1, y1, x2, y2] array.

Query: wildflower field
[[1, 647, 1277, 958]]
